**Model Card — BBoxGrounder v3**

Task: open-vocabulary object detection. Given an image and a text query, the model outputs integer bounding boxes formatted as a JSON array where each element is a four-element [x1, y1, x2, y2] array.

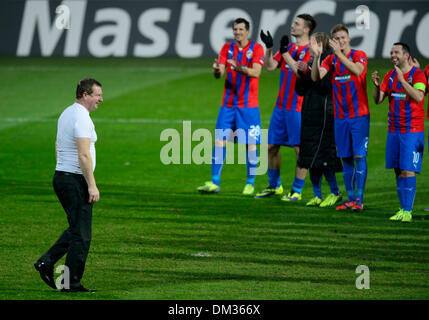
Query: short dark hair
[[297, 14, 317, 35], [331, 24, 349, 36], [76, 78, 102, 99], [393, 42, 410, 55], [233, 18, 250, 30]]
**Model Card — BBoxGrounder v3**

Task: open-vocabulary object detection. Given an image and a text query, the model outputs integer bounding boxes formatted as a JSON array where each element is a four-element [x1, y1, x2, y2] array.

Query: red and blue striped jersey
[[321, 49, 369, 119], [380, 66, 426, 133], [273, 43, 310, 111], [218, 40, 265, 108]]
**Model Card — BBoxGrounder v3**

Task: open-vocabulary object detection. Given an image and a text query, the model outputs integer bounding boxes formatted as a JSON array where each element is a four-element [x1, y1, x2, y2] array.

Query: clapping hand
[[310, 36, 322, 58], [260, 30, 273, 49], [329, 39, 341, 56]]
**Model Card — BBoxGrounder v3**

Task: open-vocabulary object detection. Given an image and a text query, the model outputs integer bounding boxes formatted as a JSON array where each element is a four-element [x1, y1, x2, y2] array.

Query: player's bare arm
[[395, 66, 425, 103], [76, 137, 100, 204], [213, 58, 225, 78], [227, 59, 262, 78], [371, 71, 385, 104], [260, 30, 278, 71], [330, 39, 364, 76]]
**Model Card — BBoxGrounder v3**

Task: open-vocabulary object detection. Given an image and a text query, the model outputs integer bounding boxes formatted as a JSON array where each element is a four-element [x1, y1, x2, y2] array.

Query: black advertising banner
[[1, 0, 429, 58]]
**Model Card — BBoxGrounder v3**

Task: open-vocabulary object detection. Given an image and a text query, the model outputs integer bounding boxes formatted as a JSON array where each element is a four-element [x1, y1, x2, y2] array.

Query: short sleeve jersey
[[273, 43, 310, 111], [321, 49, 369, 119], [380, 66, 426, 133], [56, 103, 97, 174], [218, 40, 265, 108]]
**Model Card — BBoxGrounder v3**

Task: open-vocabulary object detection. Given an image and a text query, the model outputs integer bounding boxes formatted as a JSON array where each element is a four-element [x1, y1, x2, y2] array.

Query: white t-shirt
[[55, 102, 97, 174]]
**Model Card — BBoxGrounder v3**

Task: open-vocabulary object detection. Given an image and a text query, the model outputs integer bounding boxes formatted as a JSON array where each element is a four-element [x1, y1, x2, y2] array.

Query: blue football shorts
[[267, 107, 301, 146], [215, 106, 261, 145], [386, 131, 424, 173], [334, 115, 370, 158]]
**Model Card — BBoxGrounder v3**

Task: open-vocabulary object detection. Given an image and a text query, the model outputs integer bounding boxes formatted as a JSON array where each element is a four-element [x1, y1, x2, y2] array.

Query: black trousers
[[39, 171, 93, 288]]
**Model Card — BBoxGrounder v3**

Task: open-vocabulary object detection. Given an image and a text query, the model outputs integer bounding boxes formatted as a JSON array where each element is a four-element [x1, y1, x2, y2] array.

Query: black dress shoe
[[61, 285, 96, 293], [34, 261, 57, 289]]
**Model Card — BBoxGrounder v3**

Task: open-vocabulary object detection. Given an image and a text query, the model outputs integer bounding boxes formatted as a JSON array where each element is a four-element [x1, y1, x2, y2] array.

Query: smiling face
[[83, 85, 103, 112], [332, 30, 350, 53], [233, 22, 249, 43], [390, 44, 409, 67]]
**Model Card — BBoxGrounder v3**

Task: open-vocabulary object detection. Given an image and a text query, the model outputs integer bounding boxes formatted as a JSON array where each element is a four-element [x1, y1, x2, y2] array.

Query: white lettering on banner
[[344, 9, 379, 57], [87, 8, 131, 57], [14, 0, 429, 58], [17, 0, 87, 56], [257, 9, 290, 48], [176, 2, 205, 58], [416, 13, 429, 58], [133, 8, 171, 57], [209, 8, 253, 54], [382, 10, 417, 58]]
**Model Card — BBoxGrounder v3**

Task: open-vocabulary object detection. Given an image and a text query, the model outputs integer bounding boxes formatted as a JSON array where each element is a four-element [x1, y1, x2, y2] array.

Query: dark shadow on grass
[[105, 267, 429, 290]]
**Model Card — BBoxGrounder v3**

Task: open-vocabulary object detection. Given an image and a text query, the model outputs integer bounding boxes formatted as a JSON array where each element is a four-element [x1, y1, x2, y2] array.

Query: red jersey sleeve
[[320, 54, 333, 73], [380, 70, 393, 94], [252, 43, 265, 66], [353, 50, 368, 73], [412, 69, 427, 93], [273, 50, 282, 67], [218, 43, 229, 65]]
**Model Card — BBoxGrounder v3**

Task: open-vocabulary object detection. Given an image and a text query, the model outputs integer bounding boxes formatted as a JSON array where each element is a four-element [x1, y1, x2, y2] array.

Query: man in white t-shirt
[[34, 78, 102, 292]]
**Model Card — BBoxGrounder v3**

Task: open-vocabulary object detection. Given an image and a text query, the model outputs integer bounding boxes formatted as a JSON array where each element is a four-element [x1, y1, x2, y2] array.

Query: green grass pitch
[[1, 57, 429, 300]]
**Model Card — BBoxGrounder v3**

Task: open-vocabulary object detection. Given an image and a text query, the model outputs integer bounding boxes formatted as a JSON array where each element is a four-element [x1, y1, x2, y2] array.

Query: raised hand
[[408, 56, 420, 69], [394, 65, 404, 82], [310, 36, 322, 57], [329, 39, 341, 56], [371, 71, 380, 87], [279, 35, 289, 54], [260, 30, 273, 49]]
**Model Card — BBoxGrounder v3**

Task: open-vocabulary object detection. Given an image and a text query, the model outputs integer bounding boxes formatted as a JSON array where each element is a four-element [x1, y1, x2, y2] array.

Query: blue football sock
[[403, 176, 417, 212], [396, 177, 405, 209], [292, 177, 305, 194], [310, 170, 323, 198], [342, 157, 355, 201], [246, 148, 258, 186], [268, 168, 281, 189], [354, 157, 368, 201], [323, 169, 339, 195], [211, 145, 226, 186]]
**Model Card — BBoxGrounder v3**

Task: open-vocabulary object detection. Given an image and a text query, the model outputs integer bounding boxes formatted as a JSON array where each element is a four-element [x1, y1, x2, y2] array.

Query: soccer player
[[372, 43, 426, 222], [256, 14, 316, 201], [197, 18, 265, 195], [311, 24, 369, 211]]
